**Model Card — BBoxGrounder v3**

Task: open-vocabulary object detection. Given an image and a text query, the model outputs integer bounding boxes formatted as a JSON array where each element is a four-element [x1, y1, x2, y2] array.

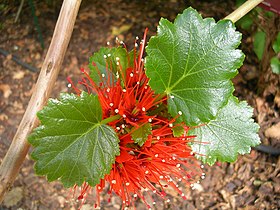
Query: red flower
[[68, 29, 204, 209]]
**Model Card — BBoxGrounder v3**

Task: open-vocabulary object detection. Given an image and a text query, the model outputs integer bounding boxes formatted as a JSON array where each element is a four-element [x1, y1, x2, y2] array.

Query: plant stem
[[28, 0, 45, 49], [0, 0, 82, 202], [224, 0, 264, 23], [101, 115, 122, 125], [155, 92, 167, 102]]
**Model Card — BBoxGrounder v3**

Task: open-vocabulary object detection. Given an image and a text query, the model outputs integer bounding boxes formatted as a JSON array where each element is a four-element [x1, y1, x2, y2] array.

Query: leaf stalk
[[101, 115, 121, 125]]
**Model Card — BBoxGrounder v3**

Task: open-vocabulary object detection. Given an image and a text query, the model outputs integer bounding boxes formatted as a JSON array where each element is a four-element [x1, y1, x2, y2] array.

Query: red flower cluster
[[69, 29, 204, 209]]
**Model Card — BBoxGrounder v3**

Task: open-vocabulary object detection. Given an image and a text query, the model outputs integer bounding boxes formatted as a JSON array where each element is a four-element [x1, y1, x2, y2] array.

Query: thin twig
[[15, 0, 25, 23], [0, 48, 38, 72], [224, 0, 264, 23], [0, 0, 82, 202]]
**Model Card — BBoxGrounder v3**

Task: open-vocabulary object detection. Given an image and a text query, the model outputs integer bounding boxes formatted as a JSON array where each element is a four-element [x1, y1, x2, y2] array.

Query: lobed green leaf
[[29, 92, 120, 187], [89, 47, 134, 83], [131, 123, 152, 146], [145, 7, 244, 126], [189, 96, 260, 165]]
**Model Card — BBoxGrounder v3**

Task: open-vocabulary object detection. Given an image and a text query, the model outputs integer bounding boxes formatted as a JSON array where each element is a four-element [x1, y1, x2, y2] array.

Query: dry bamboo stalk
[[225, 0, 264, 23], [0, 0, 82, 202]]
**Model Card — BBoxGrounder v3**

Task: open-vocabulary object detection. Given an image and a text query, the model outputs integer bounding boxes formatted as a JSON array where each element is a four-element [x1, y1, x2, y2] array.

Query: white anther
[[116, 61, 120, 65], [122, 114, 126, 118], [133, 194, 137, 198], [122, 89, 127, 92], [116, 127, 120, 130], [201, 165, 204, 169], [162, 159, 166, 163], [135, 43, 138, 47], [155, 154, 159, 158], [111, 180, 116, 184], [148, 118, 152, 122], [178, 111, 182, 115], [136, 81, 140, 84], [156, 136, 160, 140], [121, 124, 125, 128], [67, 83, 71, 88], [169, 123, 173, 127], [130, 73, 134, 77], [126, 182, 130, 186], [145, 170, 149, 174], [115, 109, 119, 113], [103, 55, 107, 59], [142, 107, 146, 111], [159, 175, 164, 179], [106, 88, 110, 92], [136, 36, 139, 40], [176, 164, 181, 168], [97, 186, 101, 190], [120, 41, 124, 45], [116, 57, 120, 61], [167, 199, 170, 203], [109, 103, 114, 107], [106, 41, 110, 45], [101, 73, 105, 77]]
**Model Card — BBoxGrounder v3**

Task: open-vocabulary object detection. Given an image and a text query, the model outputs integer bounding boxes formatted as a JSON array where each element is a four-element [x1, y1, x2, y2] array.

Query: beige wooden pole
[[0, 0, 82, 202], [225, 0, 264, 23]]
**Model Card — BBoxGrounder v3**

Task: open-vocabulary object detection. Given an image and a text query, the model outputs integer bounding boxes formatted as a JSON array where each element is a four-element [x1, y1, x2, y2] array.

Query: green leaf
[[236, 0, 246, 7], [29, 92, 120, 187], [189, 96, 260, 165], [88, 47, 133, 83], [236, 14, 253, 30], [264, 11, 274, 18], [131, 123, 152, 146], [272, 32, 280, 54], [253, 31, 266, 60], [146, 7, 244, 126], [172, 125, 185, 137], [270, 56, 280, 74]]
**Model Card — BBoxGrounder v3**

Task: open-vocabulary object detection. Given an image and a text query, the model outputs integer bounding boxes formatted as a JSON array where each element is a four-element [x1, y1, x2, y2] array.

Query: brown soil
[[0, 1, 279, 210]]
